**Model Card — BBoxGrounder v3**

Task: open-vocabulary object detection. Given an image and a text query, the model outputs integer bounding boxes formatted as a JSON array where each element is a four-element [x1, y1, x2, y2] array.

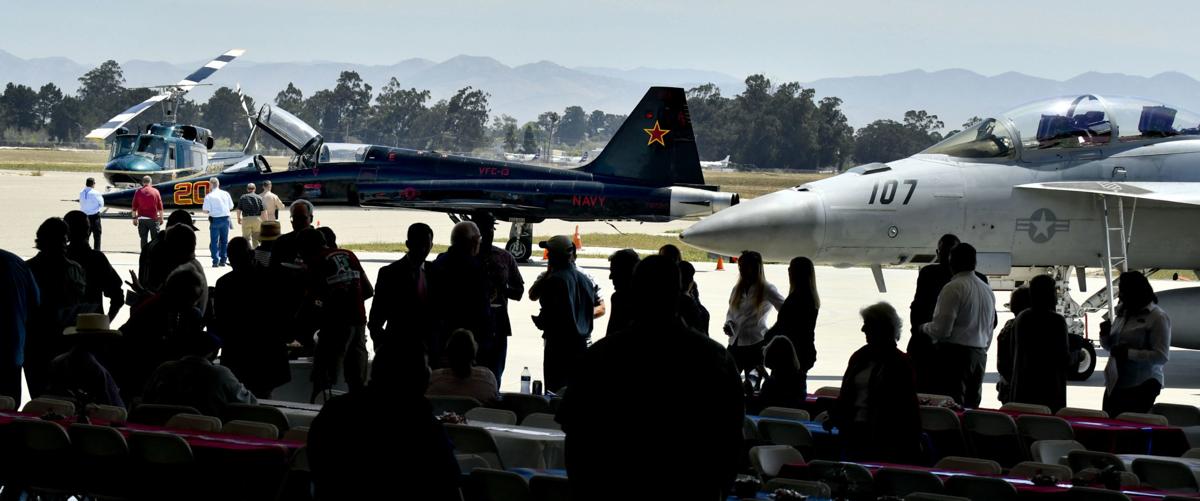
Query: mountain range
[[4, 50, 1200, 132]]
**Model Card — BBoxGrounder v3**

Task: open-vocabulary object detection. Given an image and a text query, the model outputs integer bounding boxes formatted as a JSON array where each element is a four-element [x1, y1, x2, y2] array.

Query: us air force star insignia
[[1015, 208, 1071, 243], [644, 120, 670, 146]]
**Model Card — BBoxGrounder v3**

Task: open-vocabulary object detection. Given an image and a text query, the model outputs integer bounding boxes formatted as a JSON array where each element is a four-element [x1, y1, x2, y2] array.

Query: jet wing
[[1016, 182, 1200, 207]]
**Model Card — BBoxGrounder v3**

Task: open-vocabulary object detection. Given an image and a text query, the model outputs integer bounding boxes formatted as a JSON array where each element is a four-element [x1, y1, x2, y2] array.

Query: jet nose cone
[[681, 189, 824, 262]]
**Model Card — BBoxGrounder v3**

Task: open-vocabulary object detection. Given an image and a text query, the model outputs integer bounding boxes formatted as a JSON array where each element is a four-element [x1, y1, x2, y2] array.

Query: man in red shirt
[[131, 176, 164, 249]]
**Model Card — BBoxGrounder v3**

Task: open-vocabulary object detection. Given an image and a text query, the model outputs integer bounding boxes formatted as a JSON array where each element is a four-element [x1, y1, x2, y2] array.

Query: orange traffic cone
[[542, 248, 549, 260], [716, 256, 725, 271], [573, 225, 583, 251]]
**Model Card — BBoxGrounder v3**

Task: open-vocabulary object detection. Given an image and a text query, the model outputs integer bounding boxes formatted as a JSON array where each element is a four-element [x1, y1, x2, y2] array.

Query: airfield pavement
[[3, 169, 1198, 411]]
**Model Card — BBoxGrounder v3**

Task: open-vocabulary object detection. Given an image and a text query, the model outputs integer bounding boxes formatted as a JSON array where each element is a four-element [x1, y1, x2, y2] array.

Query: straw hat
[[259, 221, 282, 241], [63, 313, 121, 337]]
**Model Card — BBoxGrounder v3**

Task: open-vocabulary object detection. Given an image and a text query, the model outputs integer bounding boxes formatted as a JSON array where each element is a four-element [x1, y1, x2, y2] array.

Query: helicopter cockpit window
[[134, 136, 167, 165], [921, 118, 1015, 159], [112, 136, 136, 157]]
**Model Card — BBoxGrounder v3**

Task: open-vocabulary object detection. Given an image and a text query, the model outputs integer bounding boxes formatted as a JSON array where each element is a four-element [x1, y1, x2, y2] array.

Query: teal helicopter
[[86, 49, 253, 187]]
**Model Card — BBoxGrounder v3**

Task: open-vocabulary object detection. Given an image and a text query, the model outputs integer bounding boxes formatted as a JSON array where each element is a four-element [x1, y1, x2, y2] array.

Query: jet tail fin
[[579, 87, 704, 186]]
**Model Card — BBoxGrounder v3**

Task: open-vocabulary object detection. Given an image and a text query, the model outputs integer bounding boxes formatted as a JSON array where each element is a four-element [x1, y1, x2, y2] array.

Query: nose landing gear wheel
[[506, 237, 532, 262], [1067, 335, 1097, 381]]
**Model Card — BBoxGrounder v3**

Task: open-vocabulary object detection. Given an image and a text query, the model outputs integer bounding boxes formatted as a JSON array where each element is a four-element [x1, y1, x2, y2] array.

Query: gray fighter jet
[[682, 94, 1200, 379]]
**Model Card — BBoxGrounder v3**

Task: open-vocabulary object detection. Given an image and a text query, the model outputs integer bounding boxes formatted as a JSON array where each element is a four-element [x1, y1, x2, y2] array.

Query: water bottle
[[520, 367, 532, 394]]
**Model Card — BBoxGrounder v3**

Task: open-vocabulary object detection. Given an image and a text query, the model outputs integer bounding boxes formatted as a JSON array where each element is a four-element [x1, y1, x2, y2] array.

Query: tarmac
[[3, 169, 1198, 411]]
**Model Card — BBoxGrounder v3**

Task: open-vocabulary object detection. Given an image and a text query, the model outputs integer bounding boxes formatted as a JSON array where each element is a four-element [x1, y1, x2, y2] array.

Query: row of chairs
[[2, 418, 216, 499], [10, 395, 298, 439]]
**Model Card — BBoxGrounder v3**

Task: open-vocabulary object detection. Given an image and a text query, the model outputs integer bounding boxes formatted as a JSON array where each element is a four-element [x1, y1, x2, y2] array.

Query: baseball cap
[[166, 210, 198, 231], [539, 235, 574, 256]]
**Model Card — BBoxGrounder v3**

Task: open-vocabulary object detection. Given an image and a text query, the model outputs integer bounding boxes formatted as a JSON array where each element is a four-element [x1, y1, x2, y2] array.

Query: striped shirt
[[237, 193, 265, 217]]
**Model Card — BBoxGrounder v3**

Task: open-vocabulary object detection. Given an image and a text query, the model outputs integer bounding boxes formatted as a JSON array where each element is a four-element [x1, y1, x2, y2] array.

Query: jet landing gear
[[1047, 266, 1098, 381], [506, 221, 533, 262]]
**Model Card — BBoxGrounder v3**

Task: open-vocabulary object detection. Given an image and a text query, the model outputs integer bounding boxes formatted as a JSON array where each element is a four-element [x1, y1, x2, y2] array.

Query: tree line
[[0, 61, 961, 169]]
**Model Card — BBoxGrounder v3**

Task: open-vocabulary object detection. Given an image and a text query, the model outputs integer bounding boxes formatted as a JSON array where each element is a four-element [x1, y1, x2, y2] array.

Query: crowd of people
[[0, 179, 1178, 499]]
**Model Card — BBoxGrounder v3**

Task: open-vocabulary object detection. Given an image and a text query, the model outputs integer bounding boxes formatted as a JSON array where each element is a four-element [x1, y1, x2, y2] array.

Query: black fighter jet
[[103, 86, 738, 260]]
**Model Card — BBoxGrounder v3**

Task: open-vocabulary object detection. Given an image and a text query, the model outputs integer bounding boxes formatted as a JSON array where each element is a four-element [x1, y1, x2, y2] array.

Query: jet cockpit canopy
[[923, 95, 1200, 160]]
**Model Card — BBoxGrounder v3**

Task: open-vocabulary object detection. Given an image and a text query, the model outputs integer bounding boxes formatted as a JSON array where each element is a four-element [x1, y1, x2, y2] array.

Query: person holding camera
[[529, 235, 603, 394]]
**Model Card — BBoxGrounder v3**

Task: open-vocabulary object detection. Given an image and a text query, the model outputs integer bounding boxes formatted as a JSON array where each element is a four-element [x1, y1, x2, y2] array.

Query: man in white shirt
[[201, 177, 236, 267], [920, 243, 996, 408], [78, 178, 105, 251]]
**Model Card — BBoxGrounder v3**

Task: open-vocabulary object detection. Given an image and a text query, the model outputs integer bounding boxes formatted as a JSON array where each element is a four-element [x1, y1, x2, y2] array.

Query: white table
[[471, 421, 566, 469]]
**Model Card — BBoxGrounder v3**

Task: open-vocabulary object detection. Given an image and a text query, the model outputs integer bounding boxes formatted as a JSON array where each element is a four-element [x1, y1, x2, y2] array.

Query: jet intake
[[1155, 287, 1200, 349], [668, 186, 739, 219]]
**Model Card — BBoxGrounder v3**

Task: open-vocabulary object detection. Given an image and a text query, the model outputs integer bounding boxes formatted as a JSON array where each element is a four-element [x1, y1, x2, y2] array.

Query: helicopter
[[85, 49, 251, 187]]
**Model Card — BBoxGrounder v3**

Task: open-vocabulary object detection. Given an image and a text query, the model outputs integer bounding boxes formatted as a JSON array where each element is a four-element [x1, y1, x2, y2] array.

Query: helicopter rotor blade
[[85, 48, 246, 140]]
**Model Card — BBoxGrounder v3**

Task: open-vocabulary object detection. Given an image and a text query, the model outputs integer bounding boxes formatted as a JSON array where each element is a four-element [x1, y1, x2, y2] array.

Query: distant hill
[[4, 50, 1200, 130]]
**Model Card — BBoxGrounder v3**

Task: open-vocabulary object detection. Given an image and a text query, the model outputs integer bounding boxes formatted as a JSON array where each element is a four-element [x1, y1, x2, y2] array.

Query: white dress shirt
[[1102, 303, 1170, 391], [921, 270, 996, 349], [202, 188, 234, 218], [79, 187, 104, 215], [725, 283, 785, 346]]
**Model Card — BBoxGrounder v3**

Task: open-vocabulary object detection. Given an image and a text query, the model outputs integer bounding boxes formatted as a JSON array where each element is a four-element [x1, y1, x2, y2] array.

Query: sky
[[4, 0, 1199, 82]]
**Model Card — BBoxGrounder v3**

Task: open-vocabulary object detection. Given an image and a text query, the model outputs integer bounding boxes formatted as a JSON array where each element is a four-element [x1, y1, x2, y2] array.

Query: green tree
[[816, 97, 854, 169], [275, 83, 304, 112], [556, 106, 588, 145], [369, 78, 431, 147], [77, 60, 128, 128], [521, 124, 538, 154], [1, 83, 39, 131], [587, 110, 607, 137], [35, 83, 63, 127], [331, 71, 373, 141], [439, 86, 490, 151], [48, 96, 85, 142], [203, 87, 255, 143]]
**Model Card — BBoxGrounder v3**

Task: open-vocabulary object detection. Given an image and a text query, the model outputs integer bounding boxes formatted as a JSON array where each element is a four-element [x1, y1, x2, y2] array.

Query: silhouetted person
[[136, 210, 197, 294], [529, 235, 601, 393], [269, 199, 315, 270], [433, 221, 494, 369], [766, 257, 819, 379], [118, 267, 206, 403], [0, 248, 38, 401], [369, 223, 440, 359], [254, 221, 281, 268], [133, 220, 209, 315], [754, 336, 807, 414], [725, 250, 784, 389], [557, 255, 743, 500], [921, 243, 996, 408], [301, 228, 373, 401], [308, 347, 459, 501], [64, 210, 123, 321], [1011, 275, 1071, 412], [828, 302, 922, 464], [909, 234, 959, 394], [426, 329, 499, 405], [475, 214, 524, 381], [214, 237, 290, 398], [995, 286, 1030, 404], [1101, 271, 1170, 416], [659, 243, 700, 300], [605, 249, 639, 335], [678, 261, 710, 333], [48, 313, 124, 408], [269, 200, 317, 354], [142, 330, 257, 417], [25, 218, 86, 398]]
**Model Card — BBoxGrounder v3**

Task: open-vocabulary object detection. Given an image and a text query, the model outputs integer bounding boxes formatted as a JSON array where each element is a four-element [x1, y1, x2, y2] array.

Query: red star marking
[[644, 120, 670, 147]]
